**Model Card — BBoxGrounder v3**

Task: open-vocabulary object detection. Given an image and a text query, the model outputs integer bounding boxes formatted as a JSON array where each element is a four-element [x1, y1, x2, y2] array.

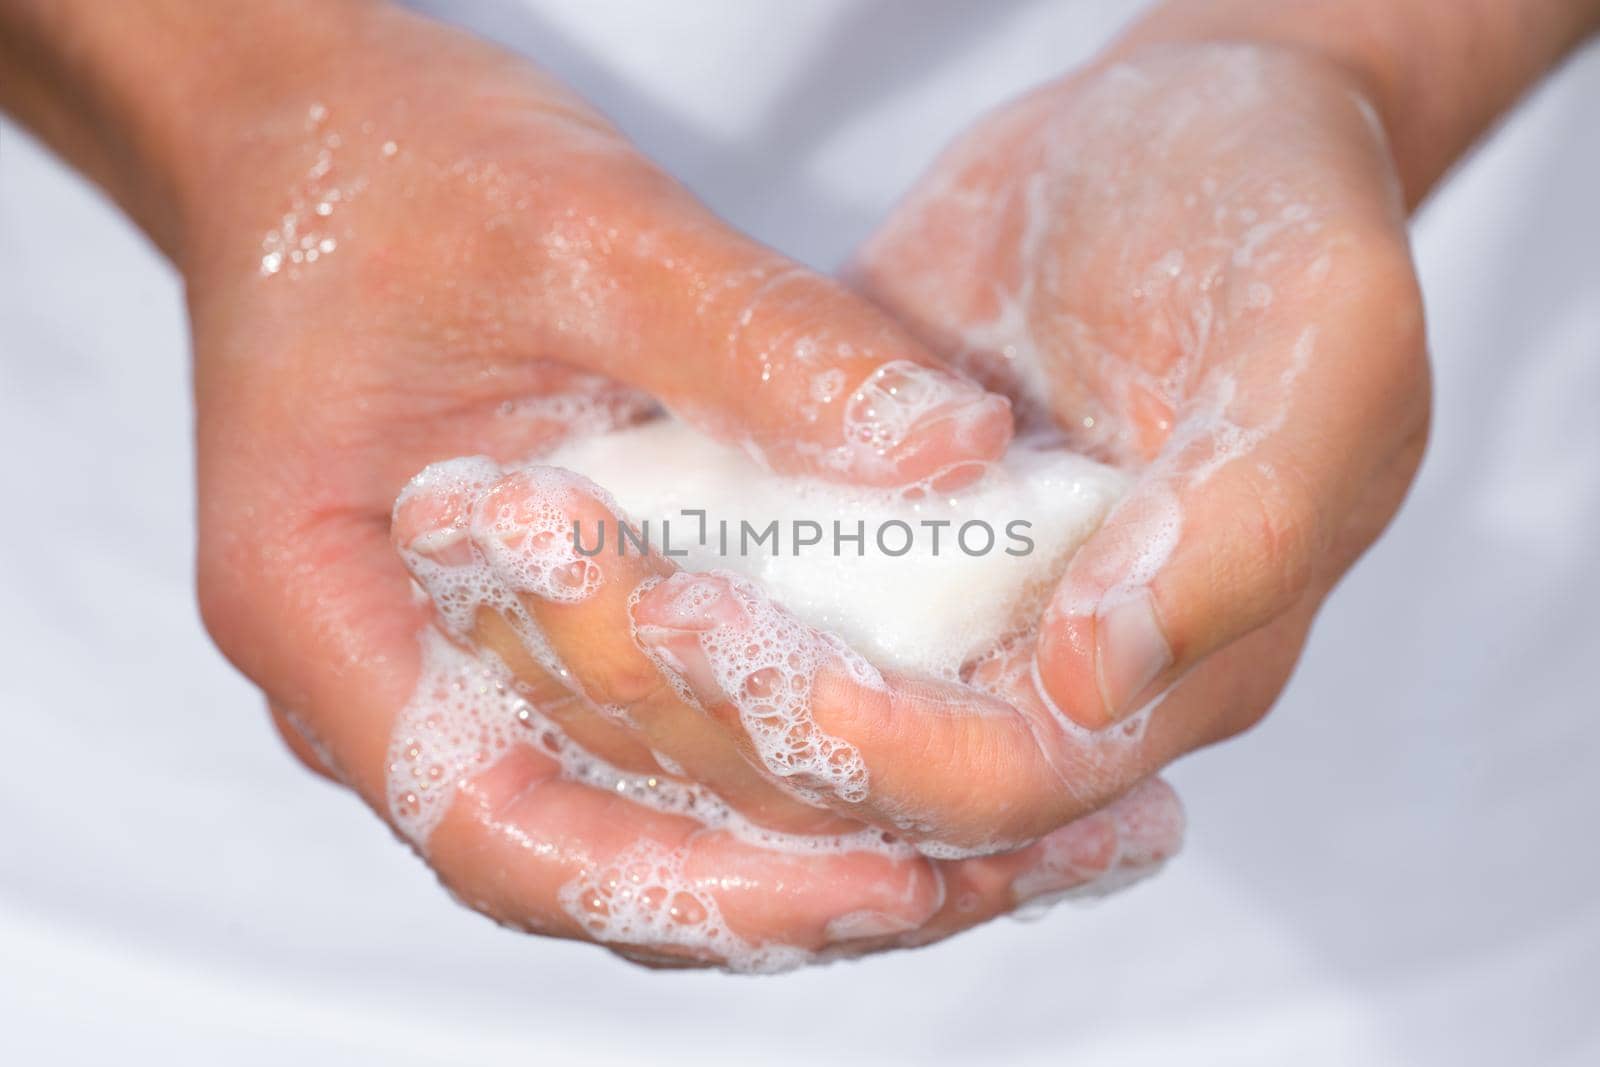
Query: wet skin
[[3, 0, 1597, 968]]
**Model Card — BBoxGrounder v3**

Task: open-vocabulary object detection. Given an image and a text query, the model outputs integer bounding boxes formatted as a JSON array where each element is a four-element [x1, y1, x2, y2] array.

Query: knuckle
[[195, 540, 251, 666], [1324, 227, 1434, 443], [1237, 458, 1321, 606], [1337, 228, 1427, 348], [598, 655, 679, 712], [722, 264, 837, 364]]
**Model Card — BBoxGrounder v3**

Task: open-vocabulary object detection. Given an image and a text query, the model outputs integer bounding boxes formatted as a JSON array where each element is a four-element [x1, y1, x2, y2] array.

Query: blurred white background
[[2, 2, 1596, 1063]]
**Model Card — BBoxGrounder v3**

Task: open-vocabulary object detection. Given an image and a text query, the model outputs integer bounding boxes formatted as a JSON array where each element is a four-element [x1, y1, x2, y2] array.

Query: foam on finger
[[383, 422, 1185, 969]]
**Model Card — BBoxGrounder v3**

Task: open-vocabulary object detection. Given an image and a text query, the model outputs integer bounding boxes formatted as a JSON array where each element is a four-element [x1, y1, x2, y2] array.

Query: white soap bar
[[546, 420, 1126, 680]]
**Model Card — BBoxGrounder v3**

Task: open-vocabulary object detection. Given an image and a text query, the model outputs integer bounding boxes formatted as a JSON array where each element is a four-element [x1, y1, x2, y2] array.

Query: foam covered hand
[[854, 42, 1429, 777], [182, 4, 1174, 969]]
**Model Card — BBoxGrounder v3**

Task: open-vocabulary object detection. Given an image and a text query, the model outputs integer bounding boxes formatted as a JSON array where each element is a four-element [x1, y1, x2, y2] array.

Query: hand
[[475, 40, 1431, 864], [173, 3, 1172, 968], [853, 41, 1429, 786], [283, 28, 1438, 929], [388, 457, 1182, 967], [4, 0, 1593, 974]]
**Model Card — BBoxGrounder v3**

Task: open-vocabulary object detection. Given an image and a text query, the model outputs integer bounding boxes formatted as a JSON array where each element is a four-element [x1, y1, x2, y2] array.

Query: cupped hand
[[478, 41, 1431, 863], [186, 4, 1177, 969], [852, 42, 1430, 784]]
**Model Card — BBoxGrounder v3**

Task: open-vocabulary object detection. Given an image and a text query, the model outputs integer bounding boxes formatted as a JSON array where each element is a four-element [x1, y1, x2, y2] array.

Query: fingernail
[[899, 460, 993, 500], [393, 457, 503, 566], [634, 626, 725, 708], [1009, 813, 1118, 905], [823, 908, 922, 942], [842, 361, 1011, 483], [1095, 589, 1172, 722], [1111, 778, 1186, 867], [632, 573, 743, 706], [894, 393, 1012, 481], [1014, 782, 1186, 909], [471, 468, 606, 603]]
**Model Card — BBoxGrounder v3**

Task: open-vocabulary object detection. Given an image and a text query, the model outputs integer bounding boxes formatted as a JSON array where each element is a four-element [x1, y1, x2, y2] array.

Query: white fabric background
[[1, 2, 1596, 1063]]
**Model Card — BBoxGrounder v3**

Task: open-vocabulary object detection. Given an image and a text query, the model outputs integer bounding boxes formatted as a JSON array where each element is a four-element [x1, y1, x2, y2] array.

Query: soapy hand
[[177, 4, 1176, 969], [434, 40, 1435, 867], [854, 41, 1430, 773], [208, 23, 1431, 961], [5, 0, 1591, 977]]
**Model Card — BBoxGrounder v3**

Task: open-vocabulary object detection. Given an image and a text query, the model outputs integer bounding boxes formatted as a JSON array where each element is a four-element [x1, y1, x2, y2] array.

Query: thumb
[[519, 134, 1013, 489], [1035, 282, 1426, 728]]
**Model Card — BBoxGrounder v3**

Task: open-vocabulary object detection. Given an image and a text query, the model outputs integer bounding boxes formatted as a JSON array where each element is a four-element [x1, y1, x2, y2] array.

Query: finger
[[266, 701, 341, 783], [630, 563, 1198, 852], [395, 458, 1110, 850], [910, 776, 1184, 946], [841, 90, 1077, 432], [423, 738, 945, 970], [468, 468, 859, 833], [214, 477, 1191, 968], [507, 123, 1014, 489], [212, 514, 949, 970], [1035, 246, 1427, 728], [390, 456, 675, 776], [393, 458, 852, 834], [812, 777, 1183, 961]]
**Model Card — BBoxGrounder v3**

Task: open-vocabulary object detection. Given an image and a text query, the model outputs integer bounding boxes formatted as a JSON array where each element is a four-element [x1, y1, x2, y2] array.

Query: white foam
[[635, 571, 874, 805], [388, 625, 914, 860], [473, 467, 608, 604], [557, 839, 808, 974], [545, 417, 1128, 681], [387, 628, 528, 844]]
